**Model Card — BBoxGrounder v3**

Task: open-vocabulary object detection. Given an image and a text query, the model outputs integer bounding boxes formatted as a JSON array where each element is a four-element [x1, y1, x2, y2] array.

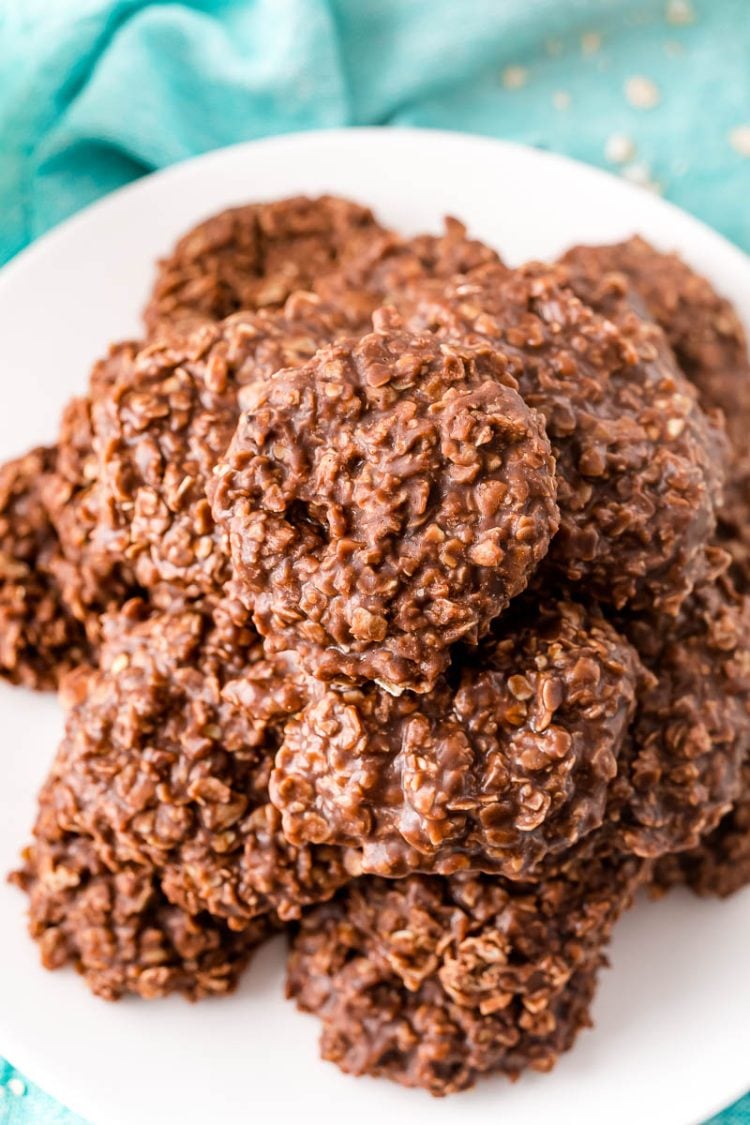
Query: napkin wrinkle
[[2, 0, 750, 257], [31, 1, 349, 241]]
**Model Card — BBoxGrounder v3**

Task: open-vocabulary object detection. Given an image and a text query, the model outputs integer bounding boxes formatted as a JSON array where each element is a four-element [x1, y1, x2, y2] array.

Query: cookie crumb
[[553, 90, 571, 111]]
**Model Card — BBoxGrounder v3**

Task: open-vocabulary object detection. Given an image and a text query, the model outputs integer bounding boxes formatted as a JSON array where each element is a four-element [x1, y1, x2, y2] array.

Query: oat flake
[[605, 134, 636, 165], [729, 125, 750, 157], [502, 65, 528, 90], [666, 0, 695, 25], [581, 31, 602, 55], [625, 75, 662, 110]]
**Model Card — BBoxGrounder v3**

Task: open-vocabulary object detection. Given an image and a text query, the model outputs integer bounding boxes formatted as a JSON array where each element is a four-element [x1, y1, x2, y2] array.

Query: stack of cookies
[[2, 196, 748, 1095]]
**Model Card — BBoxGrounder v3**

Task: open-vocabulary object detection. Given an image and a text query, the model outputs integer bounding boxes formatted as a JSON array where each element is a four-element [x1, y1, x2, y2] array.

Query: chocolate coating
[[287, 845, 647, 1095], [271, 599, 640, 876], [314, 217, 501, 329], [618, 561, 750, 857], [143, 195, 384, 336], [2, 196, 747, 1089], [12, 832, 273, 1001], [561, 237, 750, 593], [42, 350, 141, 646], [560, 236, 750, 438], [25, 601, 351, 928], [0, 447, 87, 689], [403, 263, 724, 614], [652, 760, 750, 899], [212, 311, 559, 694], [87, 296, 349, 600]]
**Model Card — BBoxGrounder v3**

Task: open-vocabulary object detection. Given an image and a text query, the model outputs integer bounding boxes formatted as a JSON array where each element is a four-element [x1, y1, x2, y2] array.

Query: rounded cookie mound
[[33, 600, 351, 927], [211, 311, 559, 694], [314, 217, 501, 330], [271, 599, 640, 877], [561, 238, 750, 593], [42, 347, 141, 647], [618, 558, 750, 857], [143, 195, 384, 336], [12, 831, 273, 1001], [89, 296, 349, 599], [403, 263, 724, 615], [560, 236, 750, 431], [287, 845, 646, 1095], [652, 760, 750, 899], [0, 447, 87, 689]]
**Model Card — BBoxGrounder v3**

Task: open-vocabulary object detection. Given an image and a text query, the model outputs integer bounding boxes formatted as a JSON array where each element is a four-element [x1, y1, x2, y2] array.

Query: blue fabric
[[708, 1099, 750, 1125], [0, 1, 748, 1121], [1, 0, 750, 263], [0, 1060, 85, 1125]]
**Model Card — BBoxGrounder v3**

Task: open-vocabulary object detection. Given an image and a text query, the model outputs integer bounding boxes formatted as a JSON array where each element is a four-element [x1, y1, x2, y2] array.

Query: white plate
[[0, 128, 748, 1125]]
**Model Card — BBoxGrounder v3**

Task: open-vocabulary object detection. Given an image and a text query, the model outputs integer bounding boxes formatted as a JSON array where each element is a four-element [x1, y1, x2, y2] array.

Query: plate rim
[[2, 126, 749, 291]]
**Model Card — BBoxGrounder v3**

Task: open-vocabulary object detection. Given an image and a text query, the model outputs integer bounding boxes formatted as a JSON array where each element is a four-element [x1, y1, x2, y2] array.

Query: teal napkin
[[1, 0, 750, 264], [0, 1, 748, 1121]]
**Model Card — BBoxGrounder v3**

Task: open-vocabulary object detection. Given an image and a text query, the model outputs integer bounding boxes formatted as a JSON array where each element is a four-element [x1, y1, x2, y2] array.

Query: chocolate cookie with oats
[[287, 843, 647, 1095], [561, 237, 750, 592], [13, 831, 274, 1001], [41, 347, 142, 648], [402, 263, 725, 616], [560, 236, 750, 432], [618, 559, 750, 858], [20, 600, 351, 931], [314, 217, 501, 330], [652, 759, 750, 899], [211, 310, 559, 695], [144, 195, 384, 337], [87, 296, 350, 601], [0, 447, 87, 689], [271, 599, 640, 877]]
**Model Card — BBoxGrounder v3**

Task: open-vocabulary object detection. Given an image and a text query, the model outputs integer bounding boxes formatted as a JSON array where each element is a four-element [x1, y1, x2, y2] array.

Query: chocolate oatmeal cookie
[[271, 599, 640, 877], [12, 831, 273, 1001], [287, 845, 647, 1095], [561, 238, 750, 592], [42, 348, 141, 646], [618, 559, 750, 857], [560, 236, 750, 433], [0, 447, 87, 689], [23, 600, 351, 929], [402, 263, 724, 615], [87, 296, 349, 600], [314, 217, 501, 329], [211, 310, 559, 694], [3, 190, 747, 1087], [143, 195, 384, 337], [652, 759, 750, 899]]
